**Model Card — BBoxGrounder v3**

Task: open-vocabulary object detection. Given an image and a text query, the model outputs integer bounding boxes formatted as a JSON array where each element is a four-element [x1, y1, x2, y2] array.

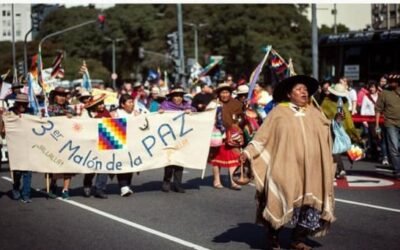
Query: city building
[[371, 4, 400, 30], [0, 4, 31, 42]]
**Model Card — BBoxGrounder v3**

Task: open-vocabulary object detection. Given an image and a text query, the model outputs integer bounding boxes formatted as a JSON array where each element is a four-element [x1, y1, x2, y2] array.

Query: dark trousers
[[117, 173, 132, 187], [13, 171, 32, 199], [83, 174, 108, 190], [333, 154, 345, 173], [163, 165, 183, 185]]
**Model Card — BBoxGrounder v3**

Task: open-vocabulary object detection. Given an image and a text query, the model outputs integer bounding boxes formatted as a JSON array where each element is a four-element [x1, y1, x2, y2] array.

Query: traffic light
[[17, 61, 24, 77], [31, 13, 41, 31], [97, 14, 106, 31], [166, 32, 179, 59], [138, 47, 145, 59]]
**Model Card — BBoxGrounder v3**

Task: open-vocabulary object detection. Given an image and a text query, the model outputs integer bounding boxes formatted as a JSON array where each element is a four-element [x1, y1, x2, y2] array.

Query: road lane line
[[1, 176, 209, 250], [334, 198, 400, 213], [246, 181, 400, 213]]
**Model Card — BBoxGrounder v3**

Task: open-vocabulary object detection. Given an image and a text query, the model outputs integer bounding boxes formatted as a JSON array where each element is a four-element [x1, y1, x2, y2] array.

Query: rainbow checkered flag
[[270, 49, 289, 81], [98, 118, 127, 150]]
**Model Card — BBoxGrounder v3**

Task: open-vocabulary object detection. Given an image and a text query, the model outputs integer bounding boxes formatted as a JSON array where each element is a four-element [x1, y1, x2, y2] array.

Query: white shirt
[[360, 93, 378, 116], [347, 88, 357, 111]]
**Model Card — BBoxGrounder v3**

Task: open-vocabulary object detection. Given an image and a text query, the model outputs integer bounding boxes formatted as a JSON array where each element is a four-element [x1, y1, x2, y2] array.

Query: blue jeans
[[385, 126, 400, 175], [13, 171, 32, 199]]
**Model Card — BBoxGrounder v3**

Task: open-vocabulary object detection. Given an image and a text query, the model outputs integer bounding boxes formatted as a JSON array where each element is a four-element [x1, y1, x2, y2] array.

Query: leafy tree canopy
[[1, 4, 316, 87]]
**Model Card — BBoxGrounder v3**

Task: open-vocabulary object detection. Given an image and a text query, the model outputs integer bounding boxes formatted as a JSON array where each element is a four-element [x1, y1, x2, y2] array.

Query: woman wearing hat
[[321, 83, 361, 178], [240, 75, 336, 249], [81, 94, 110, 199], [159, 87, 196, 193], [8, 94, 33, 203], [209, 83, 244, 190], [47, 87, 77, 199]]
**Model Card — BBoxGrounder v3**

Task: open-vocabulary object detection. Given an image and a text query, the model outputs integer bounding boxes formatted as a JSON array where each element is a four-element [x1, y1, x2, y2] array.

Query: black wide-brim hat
[[272, 75, 319, 103]]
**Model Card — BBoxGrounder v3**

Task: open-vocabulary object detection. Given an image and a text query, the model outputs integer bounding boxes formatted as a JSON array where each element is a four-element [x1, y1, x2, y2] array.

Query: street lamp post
[[104, 37, 124, 90], [311, 4, 318, 79], [38, 18, 100, 65], [184, 22, 208, 63], [24, 28, 33, 78]]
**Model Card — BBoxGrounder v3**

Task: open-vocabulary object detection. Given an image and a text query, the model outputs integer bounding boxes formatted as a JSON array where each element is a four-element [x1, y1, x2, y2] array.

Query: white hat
[[328, 83, 348, 97], [151, 87, 160, 95], [236, 85, 249, 95]]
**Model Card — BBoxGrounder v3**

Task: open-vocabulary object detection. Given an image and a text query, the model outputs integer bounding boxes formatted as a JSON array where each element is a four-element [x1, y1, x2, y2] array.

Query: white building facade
[[0, 4, 31, 42]]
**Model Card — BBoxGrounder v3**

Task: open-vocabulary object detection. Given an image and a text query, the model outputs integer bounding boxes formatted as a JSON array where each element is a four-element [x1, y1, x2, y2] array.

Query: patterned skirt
[[210, 144, 240, 168]]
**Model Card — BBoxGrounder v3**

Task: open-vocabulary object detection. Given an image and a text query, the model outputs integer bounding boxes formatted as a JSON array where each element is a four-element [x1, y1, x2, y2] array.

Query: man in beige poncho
[[240, 75, 336, 250]]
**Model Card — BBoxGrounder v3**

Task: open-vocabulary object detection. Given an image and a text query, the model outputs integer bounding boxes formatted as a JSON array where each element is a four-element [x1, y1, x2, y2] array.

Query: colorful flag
[[50, 51, 65, 79], [200, 56, 223, 77], [27, 73, 39, 115], [247, 45, 272, 101], [29, 54, 38, 79], [270, 49, 289, 81], [80, 60, 92, 92], [36, 52, 45, 89]]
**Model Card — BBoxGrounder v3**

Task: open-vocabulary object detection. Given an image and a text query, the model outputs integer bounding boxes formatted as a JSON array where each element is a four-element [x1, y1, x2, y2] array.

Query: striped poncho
[[244, 103, 336, 236]]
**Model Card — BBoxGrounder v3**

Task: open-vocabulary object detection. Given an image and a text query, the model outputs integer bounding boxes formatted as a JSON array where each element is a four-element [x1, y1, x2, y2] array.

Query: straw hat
[[236, 85, 249, 95], [216, 83, 233, 94], [166, 87, 186, 98], [78, 90, 92, 101], [85, 93, 107, 109], [328, 83, 349, 97]]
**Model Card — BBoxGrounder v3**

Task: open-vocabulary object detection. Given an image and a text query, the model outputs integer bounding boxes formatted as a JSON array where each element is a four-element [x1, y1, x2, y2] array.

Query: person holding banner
[[8, 94, 33, 203], [210, 83, 243, 190], [81, 94, 110, 199], [114, 94, 137, 196], [240, 75, 335, 250], [47, 87, 77, 199], [159, 87, 196, 193]]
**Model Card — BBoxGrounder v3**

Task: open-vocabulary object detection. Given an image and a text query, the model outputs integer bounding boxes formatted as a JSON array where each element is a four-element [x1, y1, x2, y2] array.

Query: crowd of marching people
[[0, 70, 399, 249], [1, 72, 399, 198]]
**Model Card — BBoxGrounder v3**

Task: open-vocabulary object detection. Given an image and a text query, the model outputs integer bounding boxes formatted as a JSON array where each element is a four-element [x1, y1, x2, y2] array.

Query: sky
[[65, 3, 372, 32], [307, 4, 372, 31]]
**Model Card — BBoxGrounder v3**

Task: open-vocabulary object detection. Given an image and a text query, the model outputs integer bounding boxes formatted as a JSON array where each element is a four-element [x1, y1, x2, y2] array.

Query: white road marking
[[245, 181, 400, 213], [1, 176, 209, 250], [335, 198, 400, 213]]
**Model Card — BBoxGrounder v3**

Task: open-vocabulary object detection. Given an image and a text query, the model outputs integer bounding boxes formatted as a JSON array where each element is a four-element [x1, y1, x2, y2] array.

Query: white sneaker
[[339, 170, 346, 177], [382, 157, 389, 166], [120, 186, 133, 197]]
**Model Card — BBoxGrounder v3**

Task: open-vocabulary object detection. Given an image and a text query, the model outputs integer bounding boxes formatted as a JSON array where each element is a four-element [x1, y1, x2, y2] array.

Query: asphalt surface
[[1, 158, 400, 250]]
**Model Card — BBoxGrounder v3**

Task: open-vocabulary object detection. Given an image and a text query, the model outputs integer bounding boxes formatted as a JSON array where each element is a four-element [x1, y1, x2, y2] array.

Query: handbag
[[332, 120, 352, 154], [210, 126, 223, 147], [232, 159, 253, 185], [226, 124, 244, 147]]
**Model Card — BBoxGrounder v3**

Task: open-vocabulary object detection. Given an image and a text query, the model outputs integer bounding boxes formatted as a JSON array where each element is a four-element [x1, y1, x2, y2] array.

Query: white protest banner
[[4, 110, 215, 174]]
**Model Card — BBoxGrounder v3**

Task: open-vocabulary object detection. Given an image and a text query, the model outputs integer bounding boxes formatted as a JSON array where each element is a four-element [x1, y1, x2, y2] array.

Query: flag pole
[[46, 173, 50, 194], [246, 45, 272, 102]]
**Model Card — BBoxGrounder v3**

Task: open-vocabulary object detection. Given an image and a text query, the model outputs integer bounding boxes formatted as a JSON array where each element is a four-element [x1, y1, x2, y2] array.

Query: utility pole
[[332, 4, 337, 34], [24, 28, 33, 78], [184, 22, 207, 63], [11, 4, 17, 84], [177, 4, 185, 87], [104, 37, 124, 90], [312, 4, 318, 79]]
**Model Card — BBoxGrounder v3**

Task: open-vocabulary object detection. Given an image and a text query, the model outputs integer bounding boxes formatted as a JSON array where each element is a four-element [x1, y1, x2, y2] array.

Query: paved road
[[1, 158, 400, 250]]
